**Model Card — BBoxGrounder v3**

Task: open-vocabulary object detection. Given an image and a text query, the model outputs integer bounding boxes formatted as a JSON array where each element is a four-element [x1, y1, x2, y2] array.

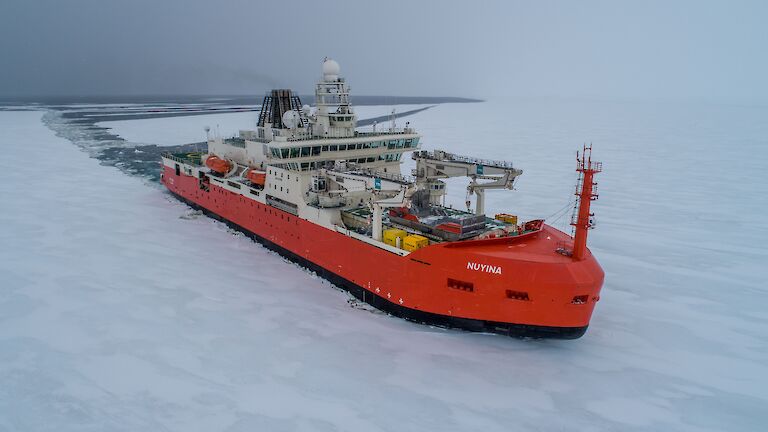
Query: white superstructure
[[163, 58, 522, 248]]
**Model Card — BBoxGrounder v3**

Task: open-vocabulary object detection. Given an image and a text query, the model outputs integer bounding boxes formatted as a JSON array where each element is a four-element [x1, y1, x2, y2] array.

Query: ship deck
[[445, 224, 581, 264], [163, 151, 204, 166], [163, 151, 556, 254], [341, 204, 533, 245]]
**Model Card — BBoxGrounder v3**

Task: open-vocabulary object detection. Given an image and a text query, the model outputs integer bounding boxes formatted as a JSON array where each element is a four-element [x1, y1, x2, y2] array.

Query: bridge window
[[301, 147, 310, 157], [330, 145, 338, 151]]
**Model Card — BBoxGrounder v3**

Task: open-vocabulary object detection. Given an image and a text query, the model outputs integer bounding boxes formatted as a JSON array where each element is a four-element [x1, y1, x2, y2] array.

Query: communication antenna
[[199, 126, 211, 153], [390, 108, 396, 131], [282, 110, 301, 129]]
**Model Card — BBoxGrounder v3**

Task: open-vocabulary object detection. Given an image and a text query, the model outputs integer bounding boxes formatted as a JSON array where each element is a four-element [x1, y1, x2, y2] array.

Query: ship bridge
[[207, 58, 421, 174], [263, 130, 420, 172]]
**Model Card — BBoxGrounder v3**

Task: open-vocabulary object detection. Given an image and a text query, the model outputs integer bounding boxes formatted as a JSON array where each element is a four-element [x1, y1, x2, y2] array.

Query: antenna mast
[[570, 144, 602, 260]]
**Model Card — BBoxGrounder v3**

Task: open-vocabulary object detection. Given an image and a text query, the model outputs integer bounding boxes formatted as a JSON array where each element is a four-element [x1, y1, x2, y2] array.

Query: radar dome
[[282, 110, 301, 129], [322, 58, 340, 80]]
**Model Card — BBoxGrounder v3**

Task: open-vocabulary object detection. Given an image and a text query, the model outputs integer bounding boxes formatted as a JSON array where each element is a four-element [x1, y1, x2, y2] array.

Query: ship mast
[[571, 145, 602, 260], [312, 58, 356, 138]]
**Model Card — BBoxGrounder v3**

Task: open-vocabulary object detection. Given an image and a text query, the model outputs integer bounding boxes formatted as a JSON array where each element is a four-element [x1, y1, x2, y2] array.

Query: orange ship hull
[[162, 166, 604, 339]]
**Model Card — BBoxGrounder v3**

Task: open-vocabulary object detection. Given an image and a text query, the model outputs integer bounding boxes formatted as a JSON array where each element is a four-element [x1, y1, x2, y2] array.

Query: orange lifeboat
[[245, 168, 266, 186], [205, 155, 231, 174]]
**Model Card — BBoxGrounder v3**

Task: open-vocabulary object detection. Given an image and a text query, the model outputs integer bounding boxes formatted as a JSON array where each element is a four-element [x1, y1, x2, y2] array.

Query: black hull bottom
[[167, 190, 588, 340]]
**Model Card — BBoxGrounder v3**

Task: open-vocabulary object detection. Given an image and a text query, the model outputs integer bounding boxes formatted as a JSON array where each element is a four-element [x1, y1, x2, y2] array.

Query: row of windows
[[329, 114, 353, 122], [447, 278, 474, 292], [268, 168, 300, 182], [277, 153, 403, 171], [272, 184, 289, 194], [268, 138, 418, 159], [446, 279, 532, 301]]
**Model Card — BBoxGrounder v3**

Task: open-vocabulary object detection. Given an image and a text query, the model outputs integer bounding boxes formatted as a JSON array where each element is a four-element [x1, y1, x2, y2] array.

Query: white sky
[[1, 0, 766, 103]]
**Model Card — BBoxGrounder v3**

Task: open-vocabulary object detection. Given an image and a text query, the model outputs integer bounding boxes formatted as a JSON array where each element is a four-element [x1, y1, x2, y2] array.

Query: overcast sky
[[1, 0, 766, 103]]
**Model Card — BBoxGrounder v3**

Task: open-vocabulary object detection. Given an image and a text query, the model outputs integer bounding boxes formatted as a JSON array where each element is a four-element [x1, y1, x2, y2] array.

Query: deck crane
[[412, 150, 523, 215], [323, 169, 416, 241]]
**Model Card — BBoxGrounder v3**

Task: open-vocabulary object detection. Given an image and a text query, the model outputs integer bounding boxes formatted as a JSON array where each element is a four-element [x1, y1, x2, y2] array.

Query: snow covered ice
[[97, 104, 433, 147], [99, 111, 257, 147], [0, 100, 767, 431]]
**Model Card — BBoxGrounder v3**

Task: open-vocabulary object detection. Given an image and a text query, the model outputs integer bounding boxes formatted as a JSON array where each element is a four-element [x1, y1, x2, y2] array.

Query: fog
[[1, 0, 766, 103]]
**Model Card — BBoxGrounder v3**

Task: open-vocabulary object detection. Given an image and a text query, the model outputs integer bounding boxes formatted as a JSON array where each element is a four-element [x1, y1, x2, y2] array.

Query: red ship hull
[[162, 166, 604, 339]]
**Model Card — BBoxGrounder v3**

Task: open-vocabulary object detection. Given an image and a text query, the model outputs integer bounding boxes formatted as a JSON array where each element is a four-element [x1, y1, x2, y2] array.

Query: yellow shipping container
[[495, 213, 518, 225], [383, 228, 407, 247], [403, 234, 429, 252]]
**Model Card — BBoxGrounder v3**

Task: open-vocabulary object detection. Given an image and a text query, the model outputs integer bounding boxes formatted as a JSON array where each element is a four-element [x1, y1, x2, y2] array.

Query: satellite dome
[[322, 58, 340, 80], [282, 110, 301, 129]]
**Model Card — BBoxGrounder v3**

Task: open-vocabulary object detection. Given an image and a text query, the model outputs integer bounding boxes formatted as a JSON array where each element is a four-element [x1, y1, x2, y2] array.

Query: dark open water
[[0, 95, 478, 182]]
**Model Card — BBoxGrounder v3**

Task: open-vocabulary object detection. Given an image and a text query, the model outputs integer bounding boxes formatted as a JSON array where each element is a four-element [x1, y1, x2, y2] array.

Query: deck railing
[[414, 150, 514, 169], [162, 152, 203, 166]]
